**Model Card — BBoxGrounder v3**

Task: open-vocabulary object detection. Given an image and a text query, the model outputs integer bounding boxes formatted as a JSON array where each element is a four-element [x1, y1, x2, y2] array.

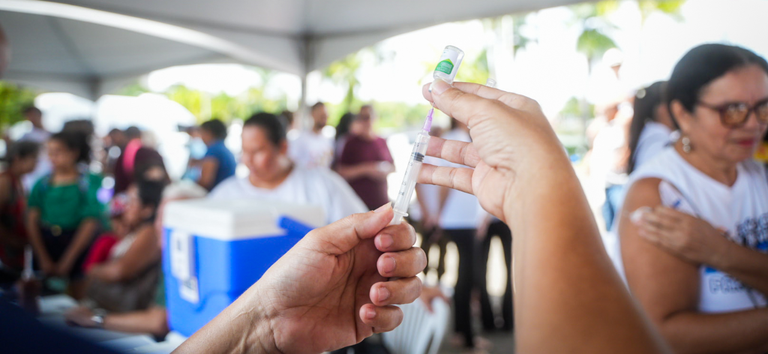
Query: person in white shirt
[[620, 44, 768, 354], [288, 102, 335, 169], [210, 112, 366, 225], [19, 106, 52, 191], [627, 81, 678, 175], [434, 120, 488, 351]]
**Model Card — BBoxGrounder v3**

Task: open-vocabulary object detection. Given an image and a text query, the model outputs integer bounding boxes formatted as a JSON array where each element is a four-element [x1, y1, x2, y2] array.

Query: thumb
[[304, 204, 393, 255]]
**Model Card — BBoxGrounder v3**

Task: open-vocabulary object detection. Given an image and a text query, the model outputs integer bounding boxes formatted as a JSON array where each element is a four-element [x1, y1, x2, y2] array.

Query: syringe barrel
[[391, 132, 431, 222]]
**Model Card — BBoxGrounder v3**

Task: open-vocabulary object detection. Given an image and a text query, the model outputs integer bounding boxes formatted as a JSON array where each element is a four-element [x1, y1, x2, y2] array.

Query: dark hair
[[22, 105, 41, 116], [627, 81, 666, 174], [62, 120, 94, 137], [124, 126, 142, 140], [311, 102, 325, 112], [3, 141, 39, 164], [335, 113, 356, 141], [280, 110, 294, 126], [49, 131, 91, 164], [200, 119, 228, 140], [137, 179, 165, 210], [243, 112, 286, 147], [667, 44, 768, 125]]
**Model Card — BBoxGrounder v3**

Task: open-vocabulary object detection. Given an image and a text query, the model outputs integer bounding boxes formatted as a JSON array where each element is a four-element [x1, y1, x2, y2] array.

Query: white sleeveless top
[[625, 147, 768, 313]]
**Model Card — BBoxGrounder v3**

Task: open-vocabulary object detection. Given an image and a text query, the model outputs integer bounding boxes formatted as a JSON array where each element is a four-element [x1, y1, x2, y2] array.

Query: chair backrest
[[382, 296, 449, 354]]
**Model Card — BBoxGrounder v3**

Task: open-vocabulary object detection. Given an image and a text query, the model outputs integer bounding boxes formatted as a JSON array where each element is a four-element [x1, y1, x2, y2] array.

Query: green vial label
[[435, 59, 454, 75]]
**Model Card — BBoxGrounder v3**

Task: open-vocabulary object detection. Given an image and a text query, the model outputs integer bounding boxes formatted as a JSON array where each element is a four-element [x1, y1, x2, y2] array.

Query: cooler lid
[[162, 199, 325, 240]]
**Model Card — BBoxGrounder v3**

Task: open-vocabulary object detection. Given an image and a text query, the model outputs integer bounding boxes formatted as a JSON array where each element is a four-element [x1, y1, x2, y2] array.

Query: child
[[27, 131, 104, 299]]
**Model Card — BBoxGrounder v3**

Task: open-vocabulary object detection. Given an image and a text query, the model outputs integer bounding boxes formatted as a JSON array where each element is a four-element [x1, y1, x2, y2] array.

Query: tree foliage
[[323, 51, 364, 112], [0, 82, 38, 134]]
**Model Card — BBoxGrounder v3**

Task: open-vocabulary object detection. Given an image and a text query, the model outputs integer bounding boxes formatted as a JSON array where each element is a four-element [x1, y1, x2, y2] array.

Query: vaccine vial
[[433, 45, 464, 85]]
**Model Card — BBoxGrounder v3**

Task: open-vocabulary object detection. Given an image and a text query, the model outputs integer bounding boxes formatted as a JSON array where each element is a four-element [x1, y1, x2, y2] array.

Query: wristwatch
[[91, 309, 107, 328]]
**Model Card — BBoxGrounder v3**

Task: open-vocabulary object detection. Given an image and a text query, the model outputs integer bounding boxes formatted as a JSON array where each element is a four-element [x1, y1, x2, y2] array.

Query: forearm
[[89, 263, 123, 282], [197, 159, 218, 190], [336, 164, 371, 180], [92, 248, 159, 282], [26, 212, 51, 263], [506, 154, 668, 353], [60, 219, 98, 266], [174, 285, 276, 354], [104, 307, 169, 337], [660, 309, 768, 354], [715, 243, 768, 296]]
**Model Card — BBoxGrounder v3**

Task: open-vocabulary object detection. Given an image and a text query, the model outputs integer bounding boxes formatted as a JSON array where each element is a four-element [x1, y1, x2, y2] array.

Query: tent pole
[[296, 36, 314, 131], [298, 73, 308, 131]]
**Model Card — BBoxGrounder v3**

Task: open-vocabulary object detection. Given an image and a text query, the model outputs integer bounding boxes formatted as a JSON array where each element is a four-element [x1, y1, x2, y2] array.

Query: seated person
[[209, 112, 367, 224], [81, 194, 129, 273], [65, 181, 208, 339], [72, 179, 165, 313], [0, 141, 39, 282], [197, 119, 236, 191]]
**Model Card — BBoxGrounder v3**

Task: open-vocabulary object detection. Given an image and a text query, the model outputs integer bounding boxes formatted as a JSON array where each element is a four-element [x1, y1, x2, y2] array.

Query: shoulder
[[741, 159, 767, 176], [629, 149, 678, 180], [297, 167, 354, 193], [31, 175, 48, 192], [208, 176, 243, 198], [297, 167, 367, 215], [294, 167, 335, 185]]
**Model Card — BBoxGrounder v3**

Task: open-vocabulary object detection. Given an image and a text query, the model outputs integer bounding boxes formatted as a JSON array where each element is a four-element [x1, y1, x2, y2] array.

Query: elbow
[[653, 316, 700, 354], [97, 265, 130, 283], [148, 308, 170, 338]]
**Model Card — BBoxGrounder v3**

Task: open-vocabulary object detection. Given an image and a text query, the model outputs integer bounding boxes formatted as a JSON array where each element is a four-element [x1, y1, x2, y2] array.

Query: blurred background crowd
[[1, 0, 768, 353]]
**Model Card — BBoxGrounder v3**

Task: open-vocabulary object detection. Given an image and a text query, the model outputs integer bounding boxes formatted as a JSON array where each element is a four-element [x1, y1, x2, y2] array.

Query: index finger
[[655, 206, 689, 221], [426, 136, 480, 168], [422, 81, 529, 108], [422, 81, 538, 121]]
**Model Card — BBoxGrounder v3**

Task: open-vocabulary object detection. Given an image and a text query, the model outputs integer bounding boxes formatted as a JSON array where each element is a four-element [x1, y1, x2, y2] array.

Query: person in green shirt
[[27, 131, 104, 299]]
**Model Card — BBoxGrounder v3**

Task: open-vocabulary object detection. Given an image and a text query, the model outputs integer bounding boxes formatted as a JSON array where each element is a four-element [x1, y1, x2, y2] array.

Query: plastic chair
[[382, 294, 450, 354]]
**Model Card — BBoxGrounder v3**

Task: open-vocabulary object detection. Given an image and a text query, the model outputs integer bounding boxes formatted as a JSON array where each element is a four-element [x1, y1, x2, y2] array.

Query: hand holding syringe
[[390, 45, 464, 225]]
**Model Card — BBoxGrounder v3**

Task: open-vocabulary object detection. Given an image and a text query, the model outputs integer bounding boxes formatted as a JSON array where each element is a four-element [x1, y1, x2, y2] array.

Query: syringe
[[390, 109, 434, 225]]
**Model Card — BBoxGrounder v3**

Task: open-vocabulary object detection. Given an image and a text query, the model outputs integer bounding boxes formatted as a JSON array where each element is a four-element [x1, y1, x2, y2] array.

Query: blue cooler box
[[162, 199, 325, 337]]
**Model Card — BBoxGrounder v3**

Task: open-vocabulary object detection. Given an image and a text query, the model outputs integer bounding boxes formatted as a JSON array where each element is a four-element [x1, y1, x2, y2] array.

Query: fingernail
[[630, 207, 650, 225], [375, 204, 391, 213], [381, 256, 396, 274], [430, 79, 450, 95], [376, 234, 394, 249], [365, 308, 377, 320], [378, 287, 390, 302]]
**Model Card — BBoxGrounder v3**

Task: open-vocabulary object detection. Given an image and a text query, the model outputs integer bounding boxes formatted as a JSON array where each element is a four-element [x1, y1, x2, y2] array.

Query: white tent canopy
[[1, 0, 586, 100]]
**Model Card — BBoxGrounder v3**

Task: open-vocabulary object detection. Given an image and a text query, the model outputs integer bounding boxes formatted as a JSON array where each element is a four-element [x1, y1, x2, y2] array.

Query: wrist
[[91, 308, 107, 328], [711, 237, 736, 271], [233, 287, 279, 354]]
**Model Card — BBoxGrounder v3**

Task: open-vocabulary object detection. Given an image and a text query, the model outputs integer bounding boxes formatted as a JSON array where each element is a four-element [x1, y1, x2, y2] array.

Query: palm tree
[[638, 0, 686, 24], [571, 1, 620, 75], [322, 51, 364, 112]]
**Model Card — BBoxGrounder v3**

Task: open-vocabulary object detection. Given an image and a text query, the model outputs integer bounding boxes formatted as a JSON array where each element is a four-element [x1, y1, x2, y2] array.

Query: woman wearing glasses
[[620, 44, 768, 353]]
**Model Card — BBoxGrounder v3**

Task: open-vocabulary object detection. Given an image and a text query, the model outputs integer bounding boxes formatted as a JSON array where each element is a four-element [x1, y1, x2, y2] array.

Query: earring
[[682, 136, 692, 153]]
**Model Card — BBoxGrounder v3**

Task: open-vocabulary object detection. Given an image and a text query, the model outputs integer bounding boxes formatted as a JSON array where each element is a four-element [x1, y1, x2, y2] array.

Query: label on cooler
[[170, 230, 199, 304]]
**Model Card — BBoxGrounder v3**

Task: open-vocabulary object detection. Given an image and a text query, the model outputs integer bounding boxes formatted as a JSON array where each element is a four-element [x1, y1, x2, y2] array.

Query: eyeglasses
[[696, 98, 768, 127]]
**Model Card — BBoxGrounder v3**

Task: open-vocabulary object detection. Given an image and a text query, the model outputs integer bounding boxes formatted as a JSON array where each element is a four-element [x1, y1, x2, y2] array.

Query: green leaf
[[576, 28, 618, 61]]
